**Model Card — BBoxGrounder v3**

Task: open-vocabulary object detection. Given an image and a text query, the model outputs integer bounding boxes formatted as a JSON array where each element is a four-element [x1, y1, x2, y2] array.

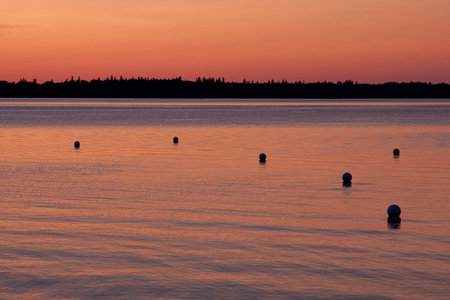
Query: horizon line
[[2, 76, 450, 86]]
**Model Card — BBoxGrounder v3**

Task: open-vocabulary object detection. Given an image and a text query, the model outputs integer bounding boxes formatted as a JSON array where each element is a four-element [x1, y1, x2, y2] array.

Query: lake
[[0, 99, 449, 299]]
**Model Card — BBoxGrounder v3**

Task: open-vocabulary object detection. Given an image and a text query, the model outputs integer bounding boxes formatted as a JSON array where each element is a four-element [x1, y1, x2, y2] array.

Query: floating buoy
[[74, 141, 80, 148], [387, 204, 401, 218], [173, 137, 179, 144], [259, 153, 266, 162], [387, 204, 401, 229], [393, 148, 400, 156], [342, 172, 352, 183]]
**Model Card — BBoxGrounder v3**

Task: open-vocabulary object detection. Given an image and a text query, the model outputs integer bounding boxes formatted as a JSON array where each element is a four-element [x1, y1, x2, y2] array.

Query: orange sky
[[1, 0, 449, 83]]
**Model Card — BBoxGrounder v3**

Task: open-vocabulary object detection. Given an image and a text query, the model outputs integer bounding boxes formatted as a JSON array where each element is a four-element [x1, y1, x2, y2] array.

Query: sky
[[1, 0, 450, 83]]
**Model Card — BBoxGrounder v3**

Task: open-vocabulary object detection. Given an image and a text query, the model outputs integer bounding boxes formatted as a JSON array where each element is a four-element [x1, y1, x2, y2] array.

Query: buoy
[[74, 141, 80, 148], [259, 153, 266, 162], [393, 148, 400, 156], [342, 172, 352, 183], [387, 204, 401, 218], [173, 137, 179, 143]]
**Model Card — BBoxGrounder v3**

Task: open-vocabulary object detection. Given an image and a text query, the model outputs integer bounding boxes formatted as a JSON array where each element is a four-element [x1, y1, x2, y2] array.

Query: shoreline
[[1, 78, 450, 98]]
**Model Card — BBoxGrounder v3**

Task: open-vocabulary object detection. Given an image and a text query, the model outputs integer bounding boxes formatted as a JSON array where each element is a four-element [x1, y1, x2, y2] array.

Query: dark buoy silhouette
[[173, 137, 179, 144], [387, 204, 401, 218], [387, 204, 401, 229], [393, 148, 400, 156], [342, 172, 352, 184], [74, 141, 80, 148], [259, 153, 267, 162]]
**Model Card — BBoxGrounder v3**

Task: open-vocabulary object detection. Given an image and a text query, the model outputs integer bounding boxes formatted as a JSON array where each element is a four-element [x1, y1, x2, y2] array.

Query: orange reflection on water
[[1, 124, 449, 299]]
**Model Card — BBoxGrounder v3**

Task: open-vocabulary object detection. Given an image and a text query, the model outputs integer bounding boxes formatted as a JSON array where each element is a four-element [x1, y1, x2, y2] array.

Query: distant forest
[[1, 77, 449, 98]]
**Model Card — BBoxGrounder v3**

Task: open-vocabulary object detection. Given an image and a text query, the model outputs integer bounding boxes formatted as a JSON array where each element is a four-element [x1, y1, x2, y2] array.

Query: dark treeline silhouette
[[1, 76, 449, 98]]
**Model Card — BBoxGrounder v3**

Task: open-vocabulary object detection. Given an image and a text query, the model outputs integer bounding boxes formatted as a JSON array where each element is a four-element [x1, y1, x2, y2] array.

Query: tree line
[[0, 77, 449, 98]]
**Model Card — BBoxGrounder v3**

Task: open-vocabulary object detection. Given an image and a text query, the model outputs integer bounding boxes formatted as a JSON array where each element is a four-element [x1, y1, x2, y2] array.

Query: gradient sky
[[1, 0, 449, 83]]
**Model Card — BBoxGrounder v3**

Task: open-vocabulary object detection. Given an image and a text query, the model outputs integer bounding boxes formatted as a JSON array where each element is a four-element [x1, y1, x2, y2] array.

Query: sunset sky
[[1, 0, 449, 83]]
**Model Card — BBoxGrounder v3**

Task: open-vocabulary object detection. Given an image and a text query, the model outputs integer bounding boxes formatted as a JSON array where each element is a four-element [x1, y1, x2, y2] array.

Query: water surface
[[0, 99, 449, 299]]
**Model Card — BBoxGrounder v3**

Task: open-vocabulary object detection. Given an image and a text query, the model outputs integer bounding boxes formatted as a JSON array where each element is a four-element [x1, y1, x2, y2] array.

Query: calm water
[[0, 99, 449, 299]]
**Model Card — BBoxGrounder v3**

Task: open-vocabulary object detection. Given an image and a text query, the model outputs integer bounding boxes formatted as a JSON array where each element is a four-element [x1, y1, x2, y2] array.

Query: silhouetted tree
[[0, 78, 449, 98]]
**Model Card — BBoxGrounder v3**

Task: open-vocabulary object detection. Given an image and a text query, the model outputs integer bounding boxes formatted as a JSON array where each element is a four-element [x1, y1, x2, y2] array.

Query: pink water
[[0, 100, 449, 299]]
